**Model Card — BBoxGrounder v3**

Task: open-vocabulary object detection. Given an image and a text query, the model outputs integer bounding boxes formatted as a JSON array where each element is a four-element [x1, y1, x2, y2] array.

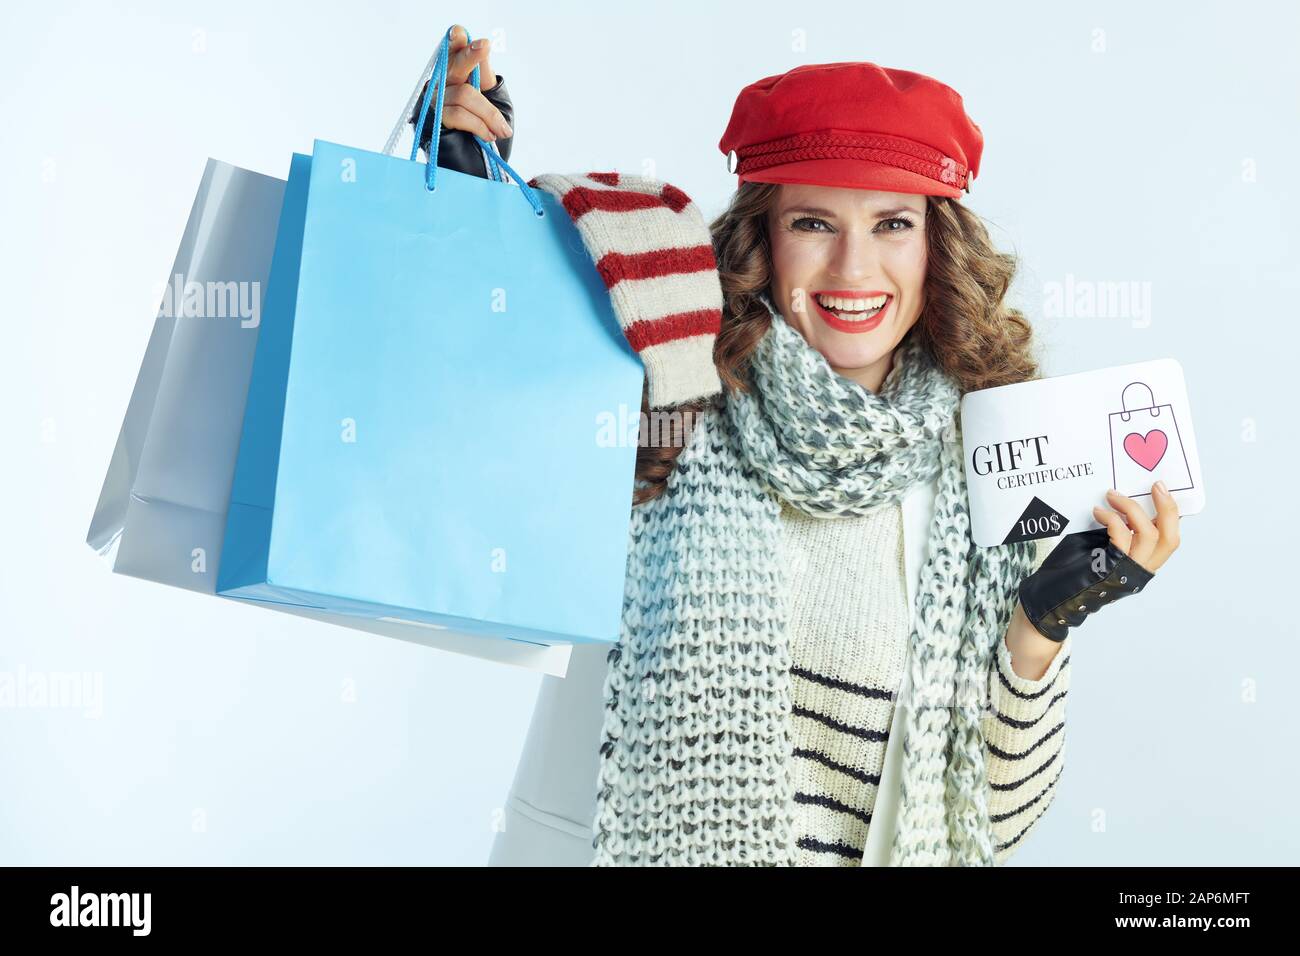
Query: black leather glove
[[1018, 527, 1156, 642], [408, 72, 514, 179]]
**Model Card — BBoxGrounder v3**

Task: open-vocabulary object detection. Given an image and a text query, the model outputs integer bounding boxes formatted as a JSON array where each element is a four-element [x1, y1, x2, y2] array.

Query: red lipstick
[[810, 290, 892, 334]]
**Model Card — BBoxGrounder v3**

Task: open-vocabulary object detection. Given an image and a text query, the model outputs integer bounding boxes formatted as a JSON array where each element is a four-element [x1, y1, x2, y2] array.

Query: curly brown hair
[[631, 181, 1042, 507]]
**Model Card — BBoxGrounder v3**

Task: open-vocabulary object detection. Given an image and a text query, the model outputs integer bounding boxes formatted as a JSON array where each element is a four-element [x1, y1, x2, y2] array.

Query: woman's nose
[[827, 230, 877, 282]]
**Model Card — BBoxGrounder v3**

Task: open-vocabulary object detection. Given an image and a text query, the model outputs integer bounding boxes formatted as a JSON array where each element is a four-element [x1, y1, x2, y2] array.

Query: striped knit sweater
[[783, 502, 1071, 865]]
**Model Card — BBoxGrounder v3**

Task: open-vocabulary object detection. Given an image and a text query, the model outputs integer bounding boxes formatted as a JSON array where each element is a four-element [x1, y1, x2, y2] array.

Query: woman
[[421, 31, 1182, 866]]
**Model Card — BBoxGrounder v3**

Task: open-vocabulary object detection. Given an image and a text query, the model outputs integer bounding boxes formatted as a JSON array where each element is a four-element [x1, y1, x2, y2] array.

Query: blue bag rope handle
[[409, 27, 504, 183], [410, 25, 546, 218], [423, 30, 505, 185], [408, 26, 500, 181]]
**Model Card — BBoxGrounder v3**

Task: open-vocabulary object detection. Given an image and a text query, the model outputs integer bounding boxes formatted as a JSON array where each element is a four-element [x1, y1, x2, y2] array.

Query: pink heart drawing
[[1123, 429, 1168, 471]]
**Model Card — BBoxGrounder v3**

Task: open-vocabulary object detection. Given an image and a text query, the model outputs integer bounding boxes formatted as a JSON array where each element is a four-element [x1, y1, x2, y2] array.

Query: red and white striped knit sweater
[[526, 172, 724, 409]]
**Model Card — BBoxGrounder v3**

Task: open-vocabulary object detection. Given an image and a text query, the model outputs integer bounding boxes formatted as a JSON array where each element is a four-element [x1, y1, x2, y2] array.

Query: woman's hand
[[1011, 479, 1180, 656], [1092, 480, 1182, 574], [428, 24, 513, 142]]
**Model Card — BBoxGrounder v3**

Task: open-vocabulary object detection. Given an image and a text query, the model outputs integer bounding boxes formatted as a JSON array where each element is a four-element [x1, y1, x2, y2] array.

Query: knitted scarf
[[591, 294, 1037, 865], [527, 172, 1035, 866]]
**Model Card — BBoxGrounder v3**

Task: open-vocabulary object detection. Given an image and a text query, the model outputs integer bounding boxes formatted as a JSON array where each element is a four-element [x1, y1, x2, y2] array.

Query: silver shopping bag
[[86, 157, 572, 676]]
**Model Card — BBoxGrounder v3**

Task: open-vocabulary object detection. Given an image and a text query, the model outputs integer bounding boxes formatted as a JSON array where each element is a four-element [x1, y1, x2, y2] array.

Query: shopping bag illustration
[[1107, 380, 1194, 498]]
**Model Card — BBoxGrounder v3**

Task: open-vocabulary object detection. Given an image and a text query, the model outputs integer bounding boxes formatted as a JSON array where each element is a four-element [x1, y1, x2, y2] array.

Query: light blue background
[[2, 0, 1295, 865]]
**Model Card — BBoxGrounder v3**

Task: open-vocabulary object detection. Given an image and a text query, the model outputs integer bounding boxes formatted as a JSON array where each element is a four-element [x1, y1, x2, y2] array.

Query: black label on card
[[1002, 496, 1070, 544]]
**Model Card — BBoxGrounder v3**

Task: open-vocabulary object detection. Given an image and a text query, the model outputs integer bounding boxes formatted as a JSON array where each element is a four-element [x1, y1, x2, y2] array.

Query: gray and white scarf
[[592, 293, 1036, 865]]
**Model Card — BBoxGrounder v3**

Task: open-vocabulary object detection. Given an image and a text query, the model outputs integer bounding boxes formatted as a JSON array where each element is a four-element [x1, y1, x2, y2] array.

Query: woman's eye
[[791, 217, 831, 233], [877, 217, 915, 233]]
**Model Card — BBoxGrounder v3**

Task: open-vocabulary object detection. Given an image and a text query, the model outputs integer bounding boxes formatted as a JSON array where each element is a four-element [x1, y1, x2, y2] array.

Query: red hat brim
[[739, 156, 963, 199]]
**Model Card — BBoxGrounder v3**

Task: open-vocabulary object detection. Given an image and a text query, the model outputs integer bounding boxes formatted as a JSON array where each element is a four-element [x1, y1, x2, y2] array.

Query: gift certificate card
[[959, 358, 1205, 547]]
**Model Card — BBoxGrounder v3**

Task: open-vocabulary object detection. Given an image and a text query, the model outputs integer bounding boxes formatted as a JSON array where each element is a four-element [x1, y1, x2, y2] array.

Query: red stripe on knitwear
[[557, 186, 676, 220], [594, 245, 718, 289], [659, 183, 690, 213], [622, 309, 722, 352]]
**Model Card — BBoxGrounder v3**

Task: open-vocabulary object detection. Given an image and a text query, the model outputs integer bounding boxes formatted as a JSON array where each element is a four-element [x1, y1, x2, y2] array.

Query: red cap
[[717, 62, 982, 199]]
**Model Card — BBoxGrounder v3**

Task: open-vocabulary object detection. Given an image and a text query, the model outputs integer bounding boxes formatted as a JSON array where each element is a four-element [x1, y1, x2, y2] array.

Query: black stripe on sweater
[[792, 704, 890, 742], [791, 664, 895, 701], [986, 720, 1064, 761], [796, 835, 863, 860], [989, 744, 1062, 792], [792, 746, 882, 787], [993, 764, 1066, 850], [794, 790, 873, 825], [996, 655, 1072, 700], [991, 689, 1069, 730], [990, 763, 1065, 824]]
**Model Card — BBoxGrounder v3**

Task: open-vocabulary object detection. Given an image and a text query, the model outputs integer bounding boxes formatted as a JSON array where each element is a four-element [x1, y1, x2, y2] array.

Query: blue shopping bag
[[217, 30, 645, 646]]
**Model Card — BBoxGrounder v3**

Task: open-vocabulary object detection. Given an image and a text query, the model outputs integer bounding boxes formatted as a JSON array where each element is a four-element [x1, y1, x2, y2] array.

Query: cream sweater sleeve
[[982, 536, 1071, 865]]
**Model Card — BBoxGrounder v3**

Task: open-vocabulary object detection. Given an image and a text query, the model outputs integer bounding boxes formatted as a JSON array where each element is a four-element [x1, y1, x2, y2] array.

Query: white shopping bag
[[86, 157, 572, 676]]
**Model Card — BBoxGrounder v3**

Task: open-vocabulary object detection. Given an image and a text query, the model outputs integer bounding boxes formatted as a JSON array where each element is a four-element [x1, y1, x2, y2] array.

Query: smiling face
[[766, 184, 929, 393]]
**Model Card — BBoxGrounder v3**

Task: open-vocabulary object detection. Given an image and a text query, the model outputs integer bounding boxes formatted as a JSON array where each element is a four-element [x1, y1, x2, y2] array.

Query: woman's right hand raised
[[420, 24, 513, 142]]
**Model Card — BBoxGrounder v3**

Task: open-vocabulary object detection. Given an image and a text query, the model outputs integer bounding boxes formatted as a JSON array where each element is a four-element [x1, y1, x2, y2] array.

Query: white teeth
[[815, 293, 888, 312]]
